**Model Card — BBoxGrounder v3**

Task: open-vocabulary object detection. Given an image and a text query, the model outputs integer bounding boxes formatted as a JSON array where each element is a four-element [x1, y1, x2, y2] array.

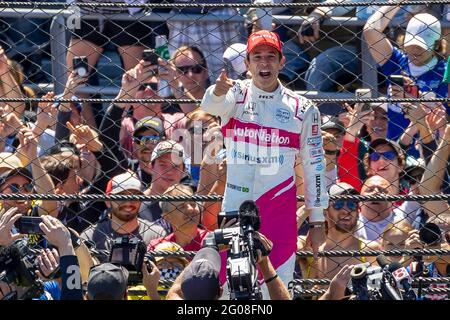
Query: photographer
[[85, 259, 160, 300], [166, 232, 290, 300]]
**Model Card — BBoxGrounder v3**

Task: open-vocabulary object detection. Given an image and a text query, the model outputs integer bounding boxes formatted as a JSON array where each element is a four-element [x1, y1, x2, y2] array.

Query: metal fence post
[[50, 14, 67, 95], [361, 38, 379, 97]]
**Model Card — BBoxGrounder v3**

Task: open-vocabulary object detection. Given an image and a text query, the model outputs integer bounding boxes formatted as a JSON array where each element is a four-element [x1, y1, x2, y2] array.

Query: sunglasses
[[331, 199, 358, 211], [133, 135, 162, 146], [5, 183, 34, 193], [187, 126, 208, 135], [176, 64, 204, 75], [369, 151, 397, 162], [324, 149, 339, 156]]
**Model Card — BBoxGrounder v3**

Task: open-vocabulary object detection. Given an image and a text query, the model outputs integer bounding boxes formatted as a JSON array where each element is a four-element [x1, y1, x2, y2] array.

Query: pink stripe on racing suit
[[201, 79, 329, 271]]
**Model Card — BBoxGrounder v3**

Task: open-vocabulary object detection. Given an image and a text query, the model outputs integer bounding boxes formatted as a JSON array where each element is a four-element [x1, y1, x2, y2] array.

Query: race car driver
[[200, 30, 329, 292]]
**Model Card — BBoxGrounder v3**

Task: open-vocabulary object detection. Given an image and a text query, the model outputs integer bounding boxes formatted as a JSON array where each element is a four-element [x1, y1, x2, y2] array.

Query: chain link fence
[[0, 0, 449, 300]]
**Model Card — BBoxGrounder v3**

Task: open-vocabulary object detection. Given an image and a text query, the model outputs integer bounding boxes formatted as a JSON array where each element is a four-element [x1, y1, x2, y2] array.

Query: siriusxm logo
[[231, 149, 284, 165]]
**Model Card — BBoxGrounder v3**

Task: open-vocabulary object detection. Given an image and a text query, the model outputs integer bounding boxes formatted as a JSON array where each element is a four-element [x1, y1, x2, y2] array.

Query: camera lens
[[419, 223, 442, 245]]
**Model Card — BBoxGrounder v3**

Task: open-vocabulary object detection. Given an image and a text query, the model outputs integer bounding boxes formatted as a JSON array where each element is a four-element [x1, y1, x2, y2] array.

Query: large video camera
[[0, 239, 45, 300], [109, 236, 155, 285], [204, 200, 262, 300], [348, 255, 416, 300]]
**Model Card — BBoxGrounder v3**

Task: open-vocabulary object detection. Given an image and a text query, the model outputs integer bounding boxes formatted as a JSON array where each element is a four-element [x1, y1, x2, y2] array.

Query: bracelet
[[264, 274, 278, 284], [309, 223, 324, 229]]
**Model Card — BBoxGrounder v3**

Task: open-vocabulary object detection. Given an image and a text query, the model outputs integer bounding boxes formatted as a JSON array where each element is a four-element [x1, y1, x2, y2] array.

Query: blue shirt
[[379, 47, 448, 148], [38, 281, 61, 300]]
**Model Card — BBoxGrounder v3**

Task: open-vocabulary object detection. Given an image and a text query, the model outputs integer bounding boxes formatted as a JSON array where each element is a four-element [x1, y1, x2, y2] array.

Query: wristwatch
[[309, 223, 324, 229]]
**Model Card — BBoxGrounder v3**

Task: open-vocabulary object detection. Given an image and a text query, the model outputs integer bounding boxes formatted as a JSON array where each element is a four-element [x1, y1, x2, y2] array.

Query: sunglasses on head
[[369, 151, 397, 162], [176, 64, 204, 75], [133, 135, 162, 146], [5, 183, 34, 193], [331, 199, 358, 211]]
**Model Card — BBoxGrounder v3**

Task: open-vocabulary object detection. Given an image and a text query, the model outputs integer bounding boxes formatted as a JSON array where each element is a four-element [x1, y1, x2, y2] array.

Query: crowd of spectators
[[0, 0, 449, 300]]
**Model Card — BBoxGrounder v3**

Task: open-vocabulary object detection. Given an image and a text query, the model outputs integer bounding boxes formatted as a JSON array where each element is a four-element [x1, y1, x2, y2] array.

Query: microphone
[[376, 254, 391, 269], [389, 262, 416, 300], [238, 200, 261, 264]]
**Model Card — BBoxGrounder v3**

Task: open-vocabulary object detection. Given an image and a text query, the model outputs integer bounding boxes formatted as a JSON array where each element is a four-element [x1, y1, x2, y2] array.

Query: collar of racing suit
[[250, 80, 284, 102]]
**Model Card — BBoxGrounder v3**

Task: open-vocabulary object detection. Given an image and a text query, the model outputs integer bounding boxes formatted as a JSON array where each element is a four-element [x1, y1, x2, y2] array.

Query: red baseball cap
[[247, 30, 283, 55]]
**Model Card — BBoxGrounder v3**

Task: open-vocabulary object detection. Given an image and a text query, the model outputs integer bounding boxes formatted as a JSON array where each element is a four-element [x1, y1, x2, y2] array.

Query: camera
[[419, 223, 442, 246], [204, 200, 262, 300], [0, 240, 44, 300], [109, 236, 153, 285]]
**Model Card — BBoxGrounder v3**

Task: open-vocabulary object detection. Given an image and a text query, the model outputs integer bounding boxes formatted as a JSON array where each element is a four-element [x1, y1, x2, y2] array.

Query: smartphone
[[389, 75, 404, 87], [15, 216, 44, 235], [355, 88, 372, 112], [142, 49, 159, 65], [73, 56, 89, 77], [218, 211, 239, 228]]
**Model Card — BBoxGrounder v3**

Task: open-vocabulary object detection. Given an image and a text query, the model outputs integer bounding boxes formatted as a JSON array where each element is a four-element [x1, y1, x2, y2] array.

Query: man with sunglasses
[[201, 30, 329, 297], [302, 182, 379, 279], [130, 116, 166, 189]]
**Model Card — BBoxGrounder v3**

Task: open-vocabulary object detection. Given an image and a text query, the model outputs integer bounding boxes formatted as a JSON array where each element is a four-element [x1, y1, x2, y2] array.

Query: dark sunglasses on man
[[133, 135, 163, 146], [4, 183, 34, 193], [369, 151, 397, 162], [331, 199, 358, 211], [176, 64, 205, 75]]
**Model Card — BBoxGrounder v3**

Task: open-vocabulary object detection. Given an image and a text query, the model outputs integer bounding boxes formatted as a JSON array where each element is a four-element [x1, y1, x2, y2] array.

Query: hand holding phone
[[73, 56, 89, 77], [15, 216, 44, 235], [355, 88, 372, 112], [143, 49, 159, 66]]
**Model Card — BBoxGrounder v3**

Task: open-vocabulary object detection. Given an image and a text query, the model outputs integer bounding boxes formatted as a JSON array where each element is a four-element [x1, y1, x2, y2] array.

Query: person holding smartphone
[[363, 3, 448, 145]]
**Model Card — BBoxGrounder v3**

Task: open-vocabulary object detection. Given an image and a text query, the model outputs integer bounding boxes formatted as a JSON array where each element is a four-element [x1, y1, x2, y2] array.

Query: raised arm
[[419, 123, 450, 217], [200, 70, 237, 122], [0, 46, 25, 118], [363, 3, 400, 66], [15, 126, 58, 217]]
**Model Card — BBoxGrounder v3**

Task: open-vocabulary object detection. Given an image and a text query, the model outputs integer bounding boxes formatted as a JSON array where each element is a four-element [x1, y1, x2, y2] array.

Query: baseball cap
[[154, 242, 189, 267], [318, 102, 346, 116], [181, 247, 221, 300], [105, 171, 143, 195], [87, 263, 129, 300], [223, 43, 247, 76], [0, 153, 32, 186], [370, 102, 388, 113], [151, 140, 186, 163], [247, 30, 283, 55], [328, 182, 359, 196], [368, 138, 404, 159], [134, 116, 165, 137], [321, 116, 345, 134], [404, 13, 441, 51]]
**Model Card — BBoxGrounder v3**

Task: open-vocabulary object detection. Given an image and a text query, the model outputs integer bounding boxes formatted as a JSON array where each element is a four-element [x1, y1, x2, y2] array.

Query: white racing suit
[[201, 79, 329, 293]]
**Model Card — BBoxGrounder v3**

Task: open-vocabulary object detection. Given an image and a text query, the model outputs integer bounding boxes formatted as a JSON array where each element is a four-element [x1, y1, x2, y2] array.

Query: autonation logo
[[231, 149, 284, 165], [234, 127, 290, 145]]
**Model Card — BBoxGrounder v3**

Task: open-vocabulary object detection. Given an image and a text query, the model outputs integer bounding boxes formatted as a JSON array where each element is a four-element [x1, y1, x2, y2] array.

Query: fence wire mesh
[[0, 0, 449, 300]]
